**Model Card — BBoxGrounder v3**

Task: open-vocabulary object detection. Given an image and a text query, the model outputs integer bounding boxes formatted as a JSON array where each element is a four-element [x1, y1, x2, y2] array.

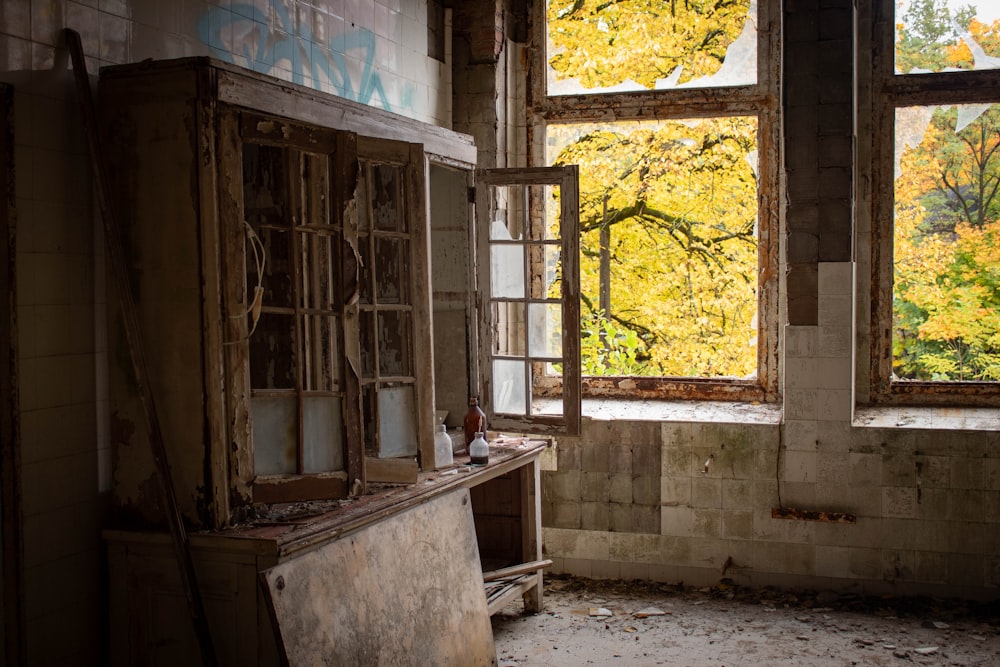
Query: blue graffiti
[[197, 3, 396, 112]]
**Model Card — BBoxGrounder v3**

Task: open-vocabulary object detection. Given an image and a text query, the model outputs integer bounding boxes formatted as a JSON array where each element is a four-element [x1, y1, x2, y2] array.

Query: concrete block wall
[[0, 1, 453, 663]]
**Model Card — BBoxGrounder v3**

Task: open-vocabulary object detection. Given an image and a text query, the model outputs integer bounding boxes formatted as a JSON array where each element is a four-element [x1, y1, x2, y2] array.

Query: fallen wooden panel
[[261, 488, 496, 666], [771, 506, 857, 523]]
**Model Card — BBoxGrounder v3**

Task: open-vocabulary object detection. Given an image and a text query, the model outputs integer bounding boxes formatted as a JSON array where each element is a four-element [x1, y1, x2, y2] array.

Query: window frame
[[476, 166, 582, 437], [526, 0, 781, 403], [864, 0, 1000, 406]]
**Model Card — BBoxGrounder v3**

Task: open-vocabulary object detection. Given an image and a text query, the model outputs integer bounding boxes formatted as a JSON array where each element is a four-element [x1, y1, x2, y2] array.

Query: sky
[[897, 0, 1000, 25]]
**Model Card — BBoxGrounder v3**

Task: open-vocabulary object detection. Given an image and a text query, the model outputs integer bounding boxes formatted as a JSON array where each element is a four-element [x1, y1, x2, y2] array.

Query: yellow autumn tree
[[545, 1, 758, 378]]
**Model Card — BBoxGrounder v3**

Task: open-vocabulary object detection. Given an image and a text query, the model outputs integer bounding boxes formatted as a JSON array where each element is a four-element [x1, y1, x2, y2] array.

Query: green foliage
[[580, 312, 647, 376], [896, 0, 976, 72], [894, 105, 1000, 381]]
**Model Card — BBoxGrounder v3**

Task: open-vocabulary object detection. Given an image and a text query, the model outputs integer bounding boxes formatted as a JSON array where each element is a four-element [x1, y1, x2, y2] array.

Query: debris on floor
[[492, 574, 1000, 666]]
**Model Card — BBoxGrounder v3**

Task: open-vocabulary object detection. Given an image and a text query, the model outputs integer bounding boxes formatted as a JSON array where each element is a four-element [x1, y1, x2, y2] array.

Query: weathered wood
[[261, 489, 495, 666], [364, 456, 419, 484], [0, 81, 25, 667], [65, 29, 218, 667], [252, 472, 349, 505], [482, 558, 552, 582]]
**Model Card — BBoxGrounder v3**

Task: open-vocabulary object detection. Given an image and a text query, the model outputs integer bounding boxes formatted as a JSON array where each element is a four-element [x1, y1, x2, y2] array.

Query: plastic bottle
[[433, 424, 453, 468], [463, 396, 487, 448], [469, 432, 489, 466]]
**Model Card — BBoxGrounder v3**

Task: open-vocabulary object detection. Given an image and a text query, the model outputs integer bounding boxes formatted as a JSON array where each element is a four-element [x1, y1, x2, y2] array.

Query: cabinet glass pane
[[301, 313, 339, 391], [377, 385, 418, 458], [299, 230, 336, 310], [372, 163, 406, 232], [252, 395, 296, 475], [493, 359, 527, 415], [250, 312, 296, 389], [528, 303, 562, 357], [362, 384, 377, 456], [359, 310, 375, 378], [357, 234, 372, 305], [257, 227, 293, 308], [298, 152, 330, 227], [302, 396, 343, 473], [378, 310, 412, 377]]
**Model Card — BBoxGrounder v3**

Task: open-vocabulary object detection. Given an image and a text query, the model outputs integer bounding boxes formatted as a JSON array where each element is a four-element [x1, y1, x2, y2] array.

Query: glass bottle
[[463, 396, 486, 448], [469, 432, 489, 466], [433, 424, 453, 468]]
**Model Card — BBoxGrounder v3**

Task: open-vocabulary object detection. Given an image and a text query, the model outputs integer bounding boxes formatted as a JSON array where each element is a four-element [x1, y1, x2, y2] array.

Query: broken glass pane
[[249, 312, 297, 390], [492, 301, 526, 357], [299, 230, 336, 310], [546, 0, 757, 95], [529, 244, 561, 300], [896, 2, 1000, 75]]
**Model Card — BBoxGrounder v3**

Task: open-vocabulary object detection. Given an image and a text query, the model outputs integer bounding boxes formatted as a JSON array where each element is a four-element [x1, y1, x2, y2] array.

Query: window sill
[[853, 405, 1000, 432], [579, 398, 783, 425]]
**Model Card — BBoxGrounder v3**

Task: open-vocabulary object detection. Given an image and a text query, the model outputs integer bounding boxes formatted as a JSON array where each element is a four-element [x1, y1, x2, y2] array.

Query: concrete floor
[[491, 574, 1000, 666]]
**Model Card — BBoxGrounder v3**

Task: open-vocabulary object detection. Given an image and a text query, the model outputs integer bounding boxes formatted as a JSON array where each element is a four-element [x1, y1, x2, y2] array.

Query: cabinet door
[[475, 167, 581, 436], [356, 137, 434, 477], [221, 111, 363, 506]]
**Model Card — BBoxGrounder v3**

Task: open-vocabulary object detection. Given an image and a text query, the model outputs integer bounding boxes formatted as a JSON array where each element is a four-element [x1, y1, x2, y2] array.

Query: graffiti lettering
[[198, 4, 396, 112]]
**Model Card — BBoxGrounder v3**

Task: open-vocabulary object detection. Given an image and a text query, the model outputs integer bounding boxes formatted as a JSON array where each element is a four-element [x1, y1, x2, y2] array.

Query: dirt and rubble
[[492, 574, 1000, 666]]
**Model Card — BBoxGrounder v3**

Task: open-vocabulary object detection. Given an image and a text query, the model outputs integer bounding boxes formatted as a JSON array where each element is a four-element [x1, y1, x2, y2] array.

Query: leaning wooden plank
[[64, 28, 218, 667], [482, 559, 553, 582], [261, 488, 495, 666]]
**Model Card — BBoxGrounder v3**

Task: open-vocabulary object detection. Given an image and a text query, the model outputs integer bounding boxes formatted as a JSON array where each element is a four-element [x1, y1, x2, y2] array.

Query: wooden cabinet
[[100, 58, 476, 530], [99, 57, 549, 667]]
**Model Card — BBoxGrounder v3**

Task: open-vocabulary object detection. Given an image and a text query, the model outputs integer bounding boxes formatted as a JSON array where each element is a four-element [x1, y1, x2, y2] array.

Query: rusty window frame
[[866, 1, 1000, 406], [525, 0, 781, 403]]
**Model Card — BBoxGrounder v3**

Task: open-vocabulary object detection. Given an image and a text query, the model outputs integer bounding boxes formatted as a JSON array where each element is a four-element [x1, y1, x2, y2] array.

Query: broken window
[[868, 0, 1000, 404], [532, 0, 780, 402]]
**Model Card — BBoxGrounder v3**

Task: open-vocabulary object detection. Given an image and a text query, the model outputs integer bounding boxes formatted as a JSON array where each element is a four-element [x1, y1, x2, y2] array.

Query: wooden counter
[[105, 438, 547, 666]]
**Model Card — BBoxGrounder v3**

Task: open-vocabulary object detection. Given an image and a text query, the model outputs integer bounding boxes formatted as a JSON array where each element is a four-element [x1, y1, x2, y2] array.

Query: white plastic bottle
[[434, 424, 453, 468]]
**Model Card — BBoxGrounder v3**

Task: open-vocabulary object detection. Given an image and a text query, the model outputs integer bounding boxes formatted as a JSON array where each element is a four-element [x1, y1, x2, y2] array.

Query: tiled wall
[[1, 1, 448, 663]]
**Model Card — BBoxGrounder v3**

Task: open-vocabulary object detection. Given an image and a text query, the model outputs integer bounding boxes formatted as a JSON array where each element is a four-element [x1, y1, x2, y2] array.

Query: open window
[[476, 166, 581, 436]]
